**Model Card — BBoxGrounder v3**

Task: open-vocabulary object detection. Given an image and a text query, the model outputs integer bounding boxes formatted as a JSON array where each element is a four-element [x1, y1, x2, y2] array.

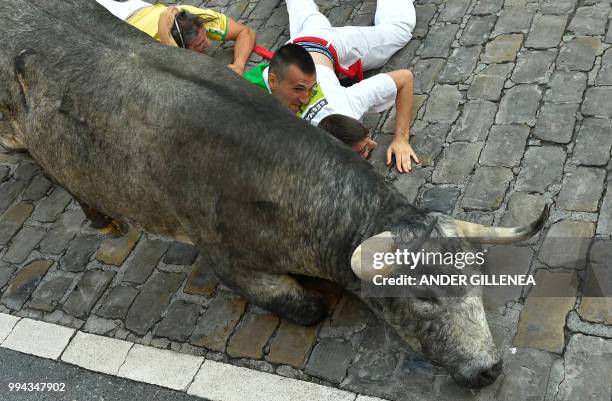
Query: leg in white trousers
[[285, 0, 416, 71], [95, 0, 152, 20]]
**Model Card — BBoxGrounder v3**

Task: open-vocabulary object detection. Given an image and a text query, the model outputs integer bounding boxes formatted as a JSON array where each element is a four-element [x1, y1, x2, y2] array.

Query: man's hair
[[170, 10, 215, 49], [318, 114, 369, 146], [269, 44, 316, 79]]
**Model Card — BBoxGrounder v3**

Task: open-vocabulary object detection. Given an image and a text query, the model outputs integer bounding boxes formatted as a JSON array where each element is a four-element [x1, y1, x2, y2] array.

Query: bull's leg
[[78, 201, 128, 237], [209, 258, 328, 326]]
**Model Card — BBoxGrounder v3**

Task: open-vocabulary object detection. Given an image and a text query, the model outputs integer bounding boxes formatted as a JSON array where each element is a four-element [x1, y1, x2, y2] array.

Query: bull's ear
[[350, 231, 396, 281]]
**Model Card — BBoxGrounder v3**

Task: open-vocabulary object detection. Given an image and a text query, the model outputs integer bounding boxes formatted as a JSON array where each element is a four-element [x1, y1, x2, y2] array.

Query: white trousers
[[95, 0, 151, 20], [286, 0, 415, 71]]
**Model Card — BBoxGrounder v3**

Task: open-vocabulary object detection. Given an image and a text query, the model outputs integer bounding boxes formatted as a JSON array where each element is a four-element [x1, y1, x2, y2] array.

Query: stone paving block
[[0, 165, 8, 182], [448, 100, 497, 142], [28, 276, 73, 312], [420, 24, 460, 59], [0, 203, 34, 245], [438, 0, 470, 23], [541, 0, 578, 15], [439, 46, 481, 84], [492, 6, 536, 35], [431, 142, 483, 184], [1, 318, 74, 359], [0, 260, 53, 310], [13, 161, 39, 181], [473, 0, 503, 15], [156, 300, 201, 342], [61, 331, 132, 375], [381, 40, 420, 72], [413, 5, 436, 39], [568, 310, 612, 338], [544, 71, 587, 103], [423, 85, 462, 123], [467, 63, 514, 101], [0, 312, 20, 343], [96, 225, 140, 266], [539, 220, 594, 269], [480, 125, 530, 167], [305, 338, 354, 383], [96, 285, 139, 319], [123, 240, 168, 284], [60, 234, 101, 272], [525, 14, 568, 49], [83, 315, 120, 335], [533, 102, 579, 144], [582, 87, 612, 118], [462, 167, 513, 211], [502, 192, 548, 228], [63, 269, 115, 319], [125, 271, 185, 335], [511, 49, 557, 83], [482, 33, 523, 63], [341, 322, 434, 400], [118, 344, 204, 390], [418, 187, 461, 214], [410, 123, 449, 167], [0, 266, 15, 289], [31, 187, 72, 223], [184, 260, 218, 296], [190, 293, 246, 352], [460, 15, 495, 46], [2, 226, 46, 264], [0, 181, 26, 215], [513, 270, 576, 353], [393, 168, 428, 205], [515, 146, 565, 192], [579, 240, 612, 324], [227, 313, 278, 359], [483, 246, 533, 310], [39, 209, 85, 254], [248, 0, 280, 20], [568, 3, 610, 35], [555, 334, 612, 401], [573, 118, 612, 166], [556, 167, 606, 212], [496, 84, 542, 125], [494, 348, 558, 401], [21, 174, 52, 201], [556, 36, 601, 72], [319, 294, 372, 339], [189, 360, 355, 401], [596, 48, 612, 85], [597, 189, 612, 236], [264, 6, 288, 28], [412, 58, 445, 94], [381, 95, 426, 133], [164, 241, 199, 265], [266, 320, 318, 368]]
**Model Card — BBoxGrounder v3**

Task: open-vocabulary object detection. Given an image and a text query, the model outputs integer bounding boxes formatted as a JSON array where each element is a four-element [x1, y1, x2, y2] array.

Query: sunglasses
[[174, 16, 186, 48]]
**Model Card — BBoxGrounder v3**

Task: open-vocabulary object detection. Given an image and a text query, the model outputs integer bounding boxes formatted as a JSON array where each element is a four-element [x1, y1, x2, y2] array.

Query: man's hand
[[159, 6, 179, 47], [227, 63, 244, 75], [387, 140, 419, 173]]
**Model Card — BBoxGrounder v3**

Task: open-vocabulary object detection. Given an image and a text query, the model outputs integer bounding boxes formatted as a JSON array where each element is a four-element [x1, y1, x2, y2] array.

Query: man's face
[[268, 65, 317, 113], [351, 136, 377, 159], [187, 28, 211, 53]]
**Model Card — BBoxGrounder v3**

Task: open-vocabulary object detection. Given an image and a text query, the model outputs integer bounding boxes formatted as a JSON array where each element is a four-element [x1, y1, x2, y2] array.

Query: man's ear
[[268, 72, 278, 91]]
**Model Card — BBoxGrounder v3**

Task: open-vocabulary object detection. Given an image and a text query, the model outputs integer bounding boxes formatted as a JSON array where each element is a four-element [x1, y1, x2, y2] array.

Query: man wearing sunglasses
[[96, 0, 256, 75]]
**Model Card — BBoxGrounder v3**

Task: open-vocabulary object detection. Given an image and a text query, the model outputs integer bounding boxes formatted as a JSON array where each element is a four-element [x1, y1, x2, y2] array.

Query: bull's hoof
[[96, 219, 128, 238], [271, 290, 328, 326]]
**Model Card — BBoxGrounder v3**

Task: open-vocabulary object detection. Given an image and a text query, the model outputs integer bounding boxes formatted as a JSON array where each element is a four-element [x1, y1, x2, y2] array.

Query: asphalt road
[[0, 348, 208, 401]]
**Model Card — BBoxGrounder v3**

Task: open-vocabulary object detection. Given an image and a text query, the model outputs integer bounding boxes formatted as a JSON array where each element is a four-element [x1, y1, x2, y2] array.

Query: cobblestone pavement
[[1, 0, 612, 400]]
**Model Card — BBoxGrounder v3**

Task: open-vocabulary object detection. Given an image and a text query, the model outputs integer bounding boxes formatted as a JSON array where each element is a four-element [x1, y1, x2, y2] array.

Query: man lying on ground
[[244, 0, 419, 173], [96, 0, 256, 74]]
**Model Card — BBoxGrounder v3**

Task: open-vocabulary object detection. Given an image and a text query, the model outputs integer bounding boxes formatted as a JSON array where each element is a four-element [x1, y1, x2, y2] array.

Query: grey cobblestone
[[0, 266, 15, 289], [1, 260, 53, 310], [22, 175, 52, 201], [432, 142, 483, 184], [460, 15, 495, 46], [423, 85, 462, 123], [533, 102, 579, 144], [420, 24, 460, 59], [596, 48, 612, 85], [0, 203, 34, 245], [123, 239, 168, 284], [438, 47, 481, 84], [583, 87, 612, 118], [502, 192, 548, 228], [515, 146, 566, 192], [2, 226, 46, 264], [467, 63, 514, 100], [0, 181, 26, 215], [410, 123, 450, 167], [412, 58, 445, 94], [461, 167, 513, 211], [60, 234, 100, 272], [28, 276, 73, 312], [413, 5, 436, 39], [492, 6, 536, 36], [472, 0, 503, 15], [163, 241, 199, 265], [525, 14, 568, 49], [511, 49, 557, 83], [556, 167, 606, 212], [544, 71, 587, 103], [305, 338, 354, 383], [39, 209, 84, 254], [572, 118, 612, 166], [63, 269, 116, 319], [190, 293, 246, 352], [31, 187, 72, 223], [557, 36, 601, 72], [597, 189, 612, 236], [496, 84, 542, 125], [438, 0, 470, 23], [418, 187, 461, 213], [568, 3, 610, 36], [483, 33, 523, 63], [480, 125, 529, 167], [97, 285, 139, 320], [448, 100, 497, 142], [155, 300, 201, 341], [541, 0, 578, 15]]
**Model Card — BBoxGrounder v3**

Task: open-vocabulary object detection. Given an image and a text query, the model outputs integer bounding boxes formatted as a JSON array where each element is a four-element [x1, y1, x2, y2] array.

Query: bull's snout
[[452, 359, 503, 388]]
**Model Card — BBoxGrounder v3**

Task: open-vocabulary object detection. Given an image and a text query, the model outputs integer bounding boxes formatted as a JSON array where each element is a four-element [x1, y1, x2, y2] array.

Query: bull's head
[[350, 207, 548, 388]]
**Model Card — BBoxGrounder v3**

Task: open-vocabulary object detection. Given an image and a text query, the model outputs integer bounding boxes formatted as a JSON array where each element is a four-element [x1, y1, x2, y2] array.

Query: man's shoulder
[[243, 63, 270, 90]]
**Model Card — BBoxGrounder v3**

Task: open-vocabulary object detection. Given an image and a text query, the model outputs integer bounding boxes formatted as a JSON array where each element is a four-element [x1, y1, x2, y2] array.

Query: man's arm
[[158, 6, 179, 47], [225, 18, 256, 75], [384, 69, 419, 174]]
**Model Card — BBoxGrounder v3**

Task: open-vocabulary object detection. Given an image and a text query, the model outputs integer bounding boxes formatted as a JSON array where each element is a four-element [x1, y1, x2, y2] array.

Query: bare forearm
[[385, 70, 414, 143], [232, 28, 256, 71]]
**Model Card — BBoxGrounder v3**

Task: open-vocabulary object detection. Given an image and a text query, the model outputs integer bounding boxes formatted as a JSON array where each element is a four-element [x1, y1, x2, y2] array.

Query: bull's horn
[[350, 231, 396, 281], [446, 205, 549, 244]]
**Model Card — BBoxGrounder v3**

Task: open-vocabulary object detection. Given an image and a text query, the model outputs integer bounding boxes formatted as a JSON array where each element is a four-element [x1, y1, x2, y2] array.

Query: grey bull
[[0, 0, 546, 388]]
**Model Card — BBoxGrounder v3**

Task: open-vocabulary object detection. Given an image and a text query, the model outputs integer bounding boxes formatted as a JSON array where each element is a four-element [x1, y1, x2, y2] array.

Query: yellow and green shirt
[[127, 4, 228, 42]]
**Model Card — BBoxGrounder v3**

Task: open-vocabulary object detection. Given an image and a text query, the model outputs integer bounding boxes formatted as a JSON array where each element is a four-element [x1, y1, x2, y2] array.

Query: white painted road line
[[0, 313, 20, 343], [118, 344, 204, 391], [187, 360, 356, 401], [61, 331, 133, 375], [1, 318, 75, 359]]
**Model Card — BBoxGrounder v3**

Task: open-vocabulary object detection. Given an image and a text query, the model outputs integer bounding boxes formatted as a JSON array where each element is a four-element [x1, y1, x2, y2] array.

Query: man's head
[[171, 10, 213, 53], [319, 114, 377, 159], [268, 44, 317, 113]]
